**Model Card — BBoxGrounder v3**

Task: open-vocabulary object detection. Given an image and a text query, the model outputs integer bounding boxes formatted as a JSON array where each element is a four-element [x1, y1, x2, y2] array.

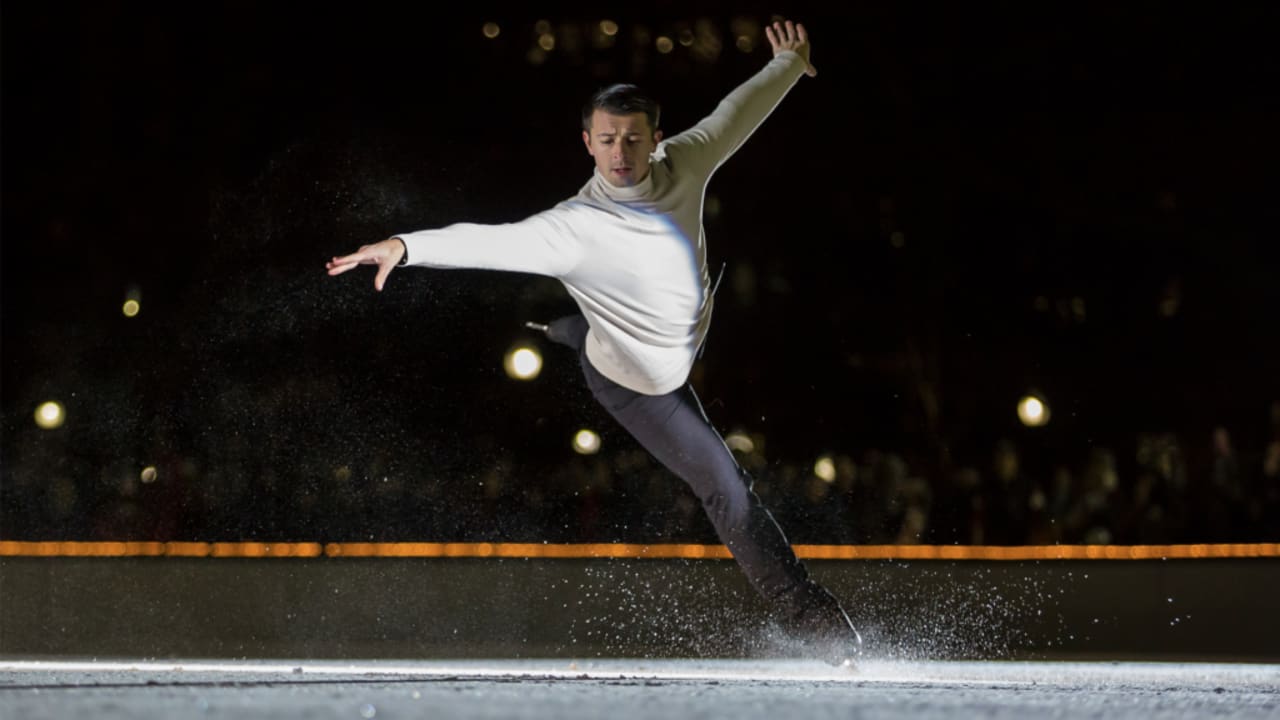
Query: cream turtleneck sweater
[[397, 51, 807, 395]]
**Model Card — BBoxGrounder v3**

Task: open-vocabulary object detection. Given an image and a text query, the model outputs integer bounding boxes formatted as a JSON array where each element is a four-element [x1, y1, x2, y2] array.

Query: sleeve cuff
[[772, 49, 806, 74]]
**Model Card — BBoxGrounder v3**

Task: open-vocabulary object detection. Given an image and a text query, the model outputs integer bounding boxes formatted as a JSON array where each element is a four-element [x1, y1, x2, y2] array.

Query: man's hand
[[766, 19, 816, 78], [325, 237, 406, 292]]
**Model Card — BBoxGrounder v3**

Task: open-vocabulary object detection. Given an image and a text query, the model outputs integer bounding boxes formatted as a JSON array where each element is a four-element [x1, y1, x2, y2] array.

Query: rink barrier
[[3, 544, 1278, 660], [0, 541, 1277, 560]]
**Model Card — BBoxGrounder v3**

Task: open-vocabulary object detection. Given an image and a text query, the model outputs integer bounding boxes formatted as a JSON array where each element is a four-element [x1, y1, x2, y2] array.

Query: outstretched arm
[[325, 208, 584, 292]]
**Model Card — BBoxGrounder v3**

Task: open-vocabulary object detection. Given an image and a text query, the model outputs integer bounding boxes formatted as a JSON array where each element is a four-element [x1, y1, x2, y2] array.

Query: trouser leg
[[544, 315, 862, 661]]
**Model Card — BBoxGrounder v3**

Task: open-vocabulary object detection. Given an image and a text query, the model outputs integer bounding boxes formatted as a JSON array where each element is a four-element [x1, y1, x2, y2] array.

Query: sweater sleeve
[[395, 204, 583, 279], [661, 50, 808, 177]]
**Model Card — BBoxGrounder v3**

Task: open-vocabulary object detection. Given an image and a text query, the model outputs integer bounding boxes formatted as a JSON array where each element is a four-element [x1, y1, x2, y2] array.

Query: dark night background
[[2, 2, 1277, 545]]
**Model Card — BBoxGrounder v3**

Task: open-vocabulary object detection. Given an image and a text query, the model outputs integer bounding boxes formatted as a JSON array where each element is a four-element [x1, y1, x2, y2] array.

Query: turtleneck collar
[[592, 165, 654, 201]]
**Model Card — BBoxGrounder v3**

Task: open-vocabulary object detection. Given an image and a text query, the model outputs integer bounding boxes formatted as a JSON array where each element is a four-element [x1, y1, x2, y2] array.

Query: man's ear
[[654, 130, 664, 143], [582, 130, 592, 154]]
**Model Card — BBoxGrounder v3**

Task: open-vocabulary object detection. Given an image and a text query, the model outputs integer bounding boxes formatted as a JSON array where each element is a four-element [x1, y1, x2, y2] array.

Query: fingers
[[768, 19, 816, 77], [766, 19, 811, 53], [327, 249, 374, 268], [374, 257, 395, 292], [326, 259, 361, 276], [326, 238, 404, 291], [325, 244, 384, 276], [770, 20, 799, 45], [325, 251, 395, 291]]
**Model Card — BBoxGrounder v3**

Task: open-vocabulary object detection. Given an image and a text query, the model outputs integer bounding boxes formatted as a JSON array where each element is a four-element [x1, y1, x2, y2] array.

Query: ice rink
[[2, 658, 1276, 719]]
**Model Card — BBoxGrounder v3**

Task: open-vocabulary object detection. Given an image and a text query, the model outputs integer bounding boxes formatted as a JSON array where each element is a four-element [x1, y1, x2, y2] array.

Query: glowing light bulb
[[504, 347, 542, 380], [573, 429, 601, 455], [1018, 395, 1050, 427], [35, 401, 65, 430]]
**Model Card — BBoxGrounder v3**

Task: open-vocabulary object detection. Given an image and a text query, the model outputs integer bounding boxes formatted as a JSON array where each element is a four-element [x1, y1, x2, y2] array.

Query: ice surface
[[0, 659, 1276, 719]]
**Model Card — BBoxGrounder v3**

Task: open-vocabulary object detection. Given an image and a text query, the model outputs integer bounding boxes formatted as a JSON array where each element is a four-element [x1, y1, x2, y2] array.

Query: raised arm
[[662, 19, 816, 176]]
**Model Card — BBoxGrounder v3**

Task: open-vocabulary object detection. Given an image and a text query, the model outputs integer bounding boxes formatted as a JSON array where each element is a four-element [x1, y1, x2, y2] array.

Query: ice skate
[[780, 583, 862, 667]]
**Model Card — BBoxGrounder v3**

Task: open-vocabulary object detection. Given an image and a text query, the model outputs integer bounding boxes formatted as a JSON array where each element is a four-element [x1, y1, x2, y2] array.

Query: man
[[327, 19, 861, 664]]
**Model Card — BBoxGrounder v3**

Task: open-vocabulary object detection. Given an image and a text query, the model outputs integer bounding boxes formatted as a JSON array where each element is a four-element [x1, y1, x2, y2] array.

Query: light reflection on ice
[[2, 659, 1277, 689]]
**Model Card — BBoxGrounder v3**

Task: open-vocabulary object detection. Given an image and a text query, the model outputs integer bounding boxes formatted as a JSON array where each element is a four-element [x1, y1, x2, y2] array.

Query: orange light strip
[[324, 542, 735, 559], [0, 541, 1277, 560], [793, 543, 1280, 560]]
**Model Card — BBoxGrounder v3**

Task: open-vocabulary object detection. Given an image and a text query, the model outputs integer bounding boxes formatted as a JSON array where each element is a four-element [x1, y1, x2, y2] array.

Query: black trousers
[[549, 315, 826, 615]]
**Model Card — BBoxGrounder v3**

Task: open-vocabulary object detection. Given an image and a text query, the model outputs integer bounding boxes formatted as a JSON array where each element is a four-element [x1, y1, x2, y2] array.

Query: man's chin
[[606, 168, 646, 187]]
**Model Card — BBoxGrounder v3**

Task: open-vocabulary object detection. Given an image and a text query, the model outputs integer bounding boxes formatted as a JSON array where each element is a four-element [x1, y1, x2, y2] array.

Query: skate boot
[[779, 582, 862, 666]]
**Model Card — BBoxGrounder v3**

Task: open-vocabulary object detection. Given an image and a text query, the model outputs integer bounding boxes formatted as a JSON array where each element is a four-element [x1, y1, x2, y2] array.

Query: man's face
[[582, 110, 662, 187]]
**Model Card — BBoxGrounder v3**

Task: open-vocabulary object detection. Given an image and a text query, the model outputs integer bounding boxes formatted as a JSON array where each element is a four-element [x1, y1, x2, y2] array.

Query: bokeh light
[[1071, 297, 1087, 323], [1018, 395, 1051, 427], [724, 431, 755, 454], [655, 36, 674, 54], [140, 466, 158, 484], [573, 429, 601, 455], [122, 285, 142, 317], [814, 455, 836, 482], [34, 401, 65, 430], [504, 347, 542, 380], [482, 22, 500, 39], [599, 20, 618, 37]]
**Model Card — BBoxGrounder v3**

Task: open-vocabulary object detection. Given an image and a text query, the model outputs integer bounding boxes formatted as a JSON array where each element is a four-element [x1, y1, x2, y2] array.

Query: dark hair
[[582, 83, 660, 133]]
